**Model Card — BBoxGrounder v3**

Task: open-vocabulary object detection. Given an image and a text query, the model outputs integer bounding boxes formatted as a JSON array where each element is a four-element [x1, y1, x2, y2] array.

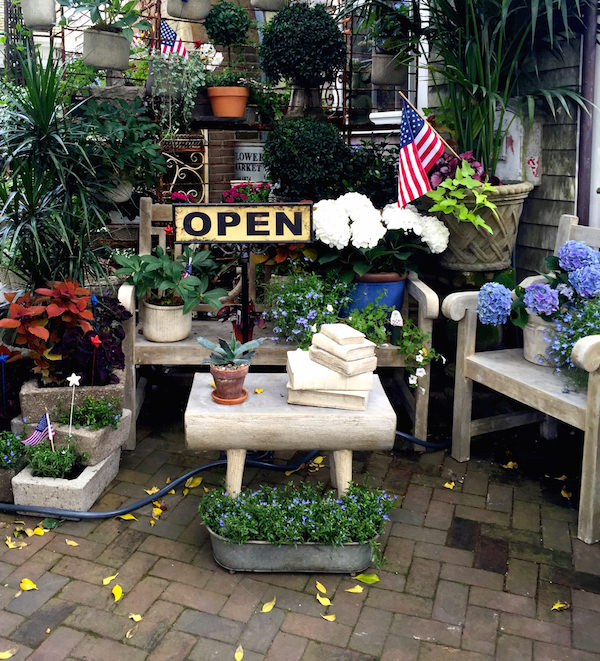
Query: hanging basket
[[167, 0, 212, 20], [106, 180, 134, 203], [250, 0, 285, 11], [20, 0, 56, 31], [437, 182, 534, 271], [207, 87, 249, 118], [370, 53, 408, 87], [83, 28, 130, 71]]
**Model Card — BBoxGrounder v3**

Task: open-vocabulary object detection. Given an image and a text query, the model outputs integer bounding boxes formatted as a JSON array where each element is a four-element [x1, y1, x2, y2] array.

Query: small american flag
[[22, 413, 55, 447], [160, 20, 188, 60], [398, 99, 445, 208], [182, 258, 192, 279]]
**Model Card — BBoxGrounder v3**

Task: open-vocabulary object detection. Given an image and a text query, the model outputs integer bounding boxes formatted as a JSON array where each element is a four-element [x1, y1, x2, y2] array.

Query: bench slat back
[[554, 215, 600, 255]]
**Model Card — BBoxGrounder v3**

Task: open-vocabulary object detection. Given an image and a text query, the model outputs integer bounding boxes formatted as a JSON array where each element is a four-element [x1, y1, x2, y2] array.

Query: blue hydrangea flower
[[477, 283, 512, 325], [568, 265, 600, 299], [557, 240, 599, 271], [523, 283, 559, 316]]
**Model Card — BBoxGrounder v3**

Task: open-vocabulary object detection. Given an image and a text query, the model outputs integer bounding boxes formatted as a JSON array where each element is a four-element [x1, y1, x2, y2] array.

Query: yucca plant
[[197, 334, 267, 366]]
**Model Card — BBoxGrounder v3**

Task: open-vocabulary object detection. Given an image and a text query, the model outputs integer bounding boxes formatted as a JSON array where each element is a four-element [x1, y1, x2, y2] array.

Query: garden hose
[[395, 430, 451, 450]]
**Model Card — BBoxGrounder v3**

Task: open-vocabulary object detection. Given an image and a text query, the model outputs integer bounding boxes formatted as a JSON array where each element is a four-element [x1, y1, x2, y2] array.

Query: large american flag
[[22, 413, 55, 447], [160, 20, 188, 60], [398, 99, 445, 208]]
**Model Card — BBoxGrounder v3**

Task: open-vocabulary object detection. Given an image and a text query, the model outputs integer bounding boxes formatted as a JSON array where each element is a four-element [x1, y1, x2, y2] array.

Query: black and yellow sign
[[174, 203, 312, 244]]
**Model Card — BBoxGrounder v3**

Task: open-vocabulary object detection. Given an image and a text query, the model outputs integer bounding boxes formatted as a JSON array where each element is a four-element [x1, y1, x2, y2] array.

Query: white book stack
[[286, 324, 377, 411]]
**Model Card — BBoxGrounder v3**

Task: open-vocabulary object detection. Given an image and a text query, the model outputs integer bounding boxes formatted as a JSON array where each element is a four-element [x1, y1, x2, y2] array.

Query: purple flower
[[557, 241, 599, 272], [478, 283, 512, 325], [568, 265, 600, 299], [523, 283, 559, 316]]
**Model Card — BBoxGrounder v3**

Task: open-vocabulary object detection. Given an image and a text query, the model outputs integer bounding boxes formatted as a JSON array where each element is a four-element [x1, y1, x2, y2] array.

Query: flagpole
[[398, 91, 461, 160], [45, 407, 55, 452]]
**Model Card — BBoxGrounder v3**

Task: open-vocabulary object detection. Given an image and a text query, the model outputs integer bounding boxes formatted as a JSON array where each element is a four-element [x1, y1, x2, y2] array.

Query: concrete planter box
[[0, 468, 17, 503], [167, 0, 211, 19], [20, 0, 56, 30], [19, 371, 125, 423], [207, 527, 373, 573], [11, 409, 131, 466], [12, 448, 120, 513], [83, 28, 130, 71]]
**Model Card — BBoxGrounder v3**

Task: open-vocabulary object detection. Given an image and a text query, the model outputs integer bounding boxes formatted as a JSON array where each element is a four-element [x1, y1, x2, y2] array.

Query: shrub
[[204, 1, 250, 48], [263, 118, 349, 201], [25, 442, 88, 479], [342, 140, 399, 209]]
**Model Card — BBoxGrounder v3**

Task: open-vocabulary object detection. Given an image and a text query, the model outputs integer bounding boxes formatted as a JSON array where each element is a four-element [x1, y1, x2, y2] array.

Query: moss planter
[[19, 371, 125, 424], [12, 448, 120, 514], [207, 526, 373, 573], [0, 468, 18, 504], [83, 28, 130, 71], [11, 409, 132, 466]]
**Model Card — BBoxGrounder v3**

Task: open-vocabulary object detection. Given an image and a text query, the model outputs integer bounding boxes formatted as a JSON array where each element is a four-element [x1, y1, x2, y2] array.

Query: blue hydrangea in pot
[[477, 240, 600, 370]]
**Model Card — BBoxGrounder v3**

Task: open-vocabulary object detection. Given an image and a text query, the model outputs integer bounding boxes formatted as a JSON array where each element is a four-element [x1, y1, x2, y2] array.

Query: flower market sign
[[173, 203, 312, 244]]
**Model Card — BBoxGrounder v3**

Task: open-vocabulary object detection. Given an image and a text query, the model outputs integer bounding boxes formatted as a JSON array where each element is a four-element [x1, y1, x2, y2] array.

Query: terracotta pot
[[210, 363, 249, 404], [207, 87, 249, 119]]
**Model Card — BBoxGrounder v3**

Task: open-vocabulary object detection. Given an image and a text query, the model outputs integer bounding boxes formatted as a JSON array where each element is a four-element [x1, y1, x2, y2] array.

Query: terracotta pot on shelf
[[210, 364, 249, 405], [207, 87, 249, 119]]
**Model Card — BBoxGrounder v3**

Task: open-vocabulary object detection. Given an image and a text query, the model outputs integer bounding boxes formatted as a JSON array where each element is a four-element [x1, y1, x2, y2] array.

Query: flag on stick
[[160, 20, 188, 60], [397, 99, 445, 208], [22, 413, 55, 447], [182, 257, 192, 279]]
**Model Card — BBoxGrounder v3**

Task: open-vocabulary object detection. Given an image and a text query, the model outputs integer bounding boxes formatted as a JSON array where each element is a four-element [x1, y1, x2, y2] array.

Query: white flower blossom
[[310, 324, 317, 333], [408, 374, 418, 385], [313, 199, 351, 250], [416, 367, 426, 378], [326, 304, 333, 313], [415, 352, 424, 363]]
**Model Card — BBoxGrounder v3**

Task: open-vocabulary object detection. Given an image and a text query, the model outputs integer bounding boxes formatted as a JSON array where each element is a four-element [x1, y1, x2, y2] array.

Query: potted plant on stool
[[197, 333, 267, 404]]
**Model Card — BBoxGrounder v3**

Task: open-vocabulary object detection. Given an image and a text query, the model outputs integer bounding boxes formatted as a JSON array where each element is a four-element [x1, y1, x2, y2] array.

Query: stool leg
[[226, 449, 246, 498], [333, 450, 352, 497]]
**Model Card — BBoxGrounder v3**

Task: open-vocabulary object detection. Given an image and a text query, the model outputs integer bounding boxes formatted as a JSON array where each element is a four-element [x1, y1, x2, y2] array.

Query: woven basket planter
[[438, 182, 533, 271]]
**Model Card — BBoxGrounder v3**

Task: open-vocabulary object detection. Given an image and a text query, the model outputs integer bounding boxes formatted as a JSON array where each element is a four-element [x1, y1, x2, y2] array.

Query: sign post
[[173, 203, 313, 342]]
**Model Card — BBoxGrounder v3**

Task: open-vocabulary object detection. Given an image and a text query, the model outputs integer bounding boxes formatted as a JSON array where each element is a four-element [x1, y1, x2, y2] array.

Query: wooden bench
[[442, 215, 600, 544], [184, 372, 397, 497], [117, 197, 440, 448]]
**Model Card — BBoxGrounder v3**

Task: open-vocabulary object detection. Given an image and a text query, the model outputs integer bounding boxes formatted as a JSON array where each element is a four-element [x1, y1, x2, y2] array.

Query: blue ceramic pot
[[341, 272, 406, 316]]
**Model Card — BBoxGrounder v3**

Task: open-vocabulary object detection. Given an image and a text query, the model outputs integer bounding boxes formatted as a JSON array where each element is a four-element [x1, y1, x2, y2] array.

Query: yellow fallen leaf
[[0, 647, 17, 659], [165, 477, 171, 484], [443, 481, 455, 490], [321, 614, 336, 622], [65, 539, 79, 547], [168, 489, 175, 495], [13, 591, 22, 598], [33, 527, 45, 536], [144, 486, 159, 495], [284, 467, 302, 476], [126, 625, 137, 639], [129, 613, 142, 622], [316, 594, 331, 606], [117, 513, 137, 521], [254, 388, 264, 394], [24, 528, 34, 537], [102, 572, 119, 586], [183, 488, 190, 496], [551, 601, 570, 612], [312, 456, 324, 464], [150, 520, 156, 527], [261, 597, 276, 613], [502, 461, 518, 469], [45, 628, 51, 634], [152, 500, 164, 508], [555, 475, 568, 481], [20, 578, 38, 591], [561, 487, 572, 499], [235, 644, 244, 660], [345, 585, 364, 593], [203, 486, 210, 493], [185, 476, 203, 489], [112, 584, 123, 602], [355, 573, 380, 584], [5, 536, 26, 550], [13, 521, 24, 525], [316, 581, 327, 594], [152, 507, 163, 519]]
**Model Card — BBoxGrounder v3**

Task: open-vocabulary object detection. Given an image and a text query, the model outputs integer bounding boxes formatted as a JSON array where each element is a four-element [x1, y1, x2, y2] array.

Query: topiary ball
[[204, 1, 250, 48], [260, 3, 346, 88]]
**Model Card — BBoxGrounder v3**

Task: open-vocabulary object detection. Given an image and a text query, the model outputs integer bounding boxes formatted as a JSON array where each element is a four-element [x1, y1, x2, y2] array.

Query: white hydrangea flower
[[313, 199, 351, 250], [350, 212, 386, 249], [419, 216, 449, 254]]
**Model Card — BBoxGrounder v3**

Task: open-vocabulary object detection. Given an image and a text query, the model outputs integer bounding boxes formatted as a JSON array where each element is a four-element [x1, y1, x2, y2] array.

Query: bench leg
[[332, 450, 352, 497], [226, 449, 246, 498], [452, 309, 477, 462], [577, 374, 600, 543]]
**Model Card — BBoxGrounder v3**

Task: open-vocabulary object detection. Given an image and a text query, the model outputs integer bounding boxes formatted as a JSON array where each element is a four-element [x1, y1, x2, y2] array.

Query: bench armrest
[[406, 272, 439, 319], [118, 284, 136, 315], [572, 335, 600, 373], [519, 275, 546, 289], [442, 291, 479, 322]]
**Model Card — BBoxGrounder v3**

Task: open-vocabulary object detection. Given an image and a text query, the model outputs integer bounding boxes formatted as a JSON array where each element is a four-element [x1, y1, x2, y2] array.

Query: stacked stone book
[[286, 324, 377, 411]]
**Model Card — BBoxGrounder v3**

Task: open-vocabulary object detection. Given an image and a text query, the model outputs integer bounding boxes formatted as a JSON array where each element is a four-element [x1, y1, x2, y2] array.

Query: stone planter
[[438, 182, 534, 271], [11, 409, 132, 466], [371, 53, 408, 87], [523, 314, 554, 366], [12, 448, 121, 513], [167, 0, 211, 20], [107, 180, 134, 203], [83, 28, 130, 71], [0, 468, 18, 504], [20, 0, 56, 30], [207, 526, 373, 573], [19, 371, 126, 424], [250, 0, 285, 10], [142, 301, 192, 342]]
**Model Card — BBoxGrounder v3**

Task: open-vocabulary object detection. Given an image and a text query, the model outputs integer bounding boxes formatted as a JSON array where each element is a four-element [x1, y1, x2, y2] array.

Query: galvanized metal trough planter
[[207, 526, 373, 574]]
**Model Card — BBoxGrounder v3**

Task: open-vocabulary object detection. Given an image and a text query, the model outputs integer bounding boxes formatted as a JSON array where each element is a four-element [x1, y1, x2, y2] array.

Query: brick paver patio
[[2, 385, 600, 661]]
